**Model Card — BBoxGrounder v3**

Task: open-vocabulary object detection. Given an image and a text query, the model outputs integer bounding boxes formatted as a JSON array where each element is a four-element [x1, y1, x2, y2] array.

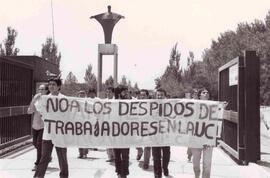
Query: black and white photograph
[[0, 0, 270, 178]]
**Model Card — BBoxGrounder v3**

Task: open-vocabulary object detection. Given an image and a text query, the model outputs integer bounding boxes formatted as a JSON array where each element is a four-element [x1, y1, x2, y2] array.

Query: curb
[[0, 139, 32, 158]]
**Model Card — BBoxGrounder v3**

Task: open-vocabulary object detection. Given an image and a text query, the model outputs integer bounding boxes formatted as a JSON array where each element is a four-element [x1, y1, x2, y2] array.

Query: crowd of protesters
[[28, 76, 229, 178]]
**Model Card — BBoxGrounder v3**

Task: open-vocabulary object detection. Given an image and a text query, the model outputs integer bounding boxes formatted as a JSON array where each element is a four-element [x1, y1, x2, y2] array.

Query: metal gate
[[0, 57, 33, 150], [218, 51, 260, 164]]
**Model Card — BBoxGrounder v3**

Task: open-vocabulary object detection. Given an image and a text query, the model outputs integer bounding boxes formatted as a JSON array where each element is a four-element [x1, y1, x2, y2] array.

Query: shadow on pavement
[[257, 160, 270, 168], [46, 166, 59, 173], [137, 161, 154, 172]]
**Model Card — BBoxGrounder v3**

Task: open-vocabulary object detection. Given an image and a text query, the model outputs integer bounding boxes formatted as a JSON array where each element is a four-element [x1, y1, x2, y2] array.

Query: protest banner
[[35, 96, 225, 148]]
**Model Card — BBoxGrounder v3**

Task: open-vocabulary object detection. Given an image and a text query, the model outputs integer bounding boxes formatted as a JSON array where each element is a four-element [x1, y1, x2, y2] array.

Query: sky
[[0, 0, 270, 89]]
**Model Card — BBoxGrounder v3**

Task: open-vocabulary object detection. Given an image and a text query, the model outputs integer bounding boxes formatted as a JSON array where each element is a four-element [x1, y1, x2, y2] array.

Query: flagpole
[[51, 0, 55, 43]]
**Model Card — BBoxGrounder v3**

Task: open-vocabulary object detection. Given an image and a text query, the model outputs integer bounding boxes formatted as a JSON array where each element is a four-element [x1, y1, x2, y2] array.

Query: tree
[[187, 51, 194, 67], [164, 43, 181, 80], [120, 75, 128, 86], [265, 11, 270, 29], [61, 72, 79, 96], [41, 37, 61, 65], [155, 43, 183, 97], [0, 27, 19, 56], [65, 72, 78, 85], [104, 75, 114, 89], [183, 51, 195, 83], [84, 64, 97, 90], [134, 83, 139, 91], [200, 13, 270, 102], [127, 80, 132, 90]]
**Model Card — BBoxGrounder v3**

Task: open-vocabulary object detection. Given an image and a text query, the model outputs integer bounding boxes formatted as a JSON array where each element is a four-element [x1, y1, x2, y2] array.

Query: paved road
[[259, 107, 270, 173], [0, 108, 269, 178], [0, 146, 269, 178]]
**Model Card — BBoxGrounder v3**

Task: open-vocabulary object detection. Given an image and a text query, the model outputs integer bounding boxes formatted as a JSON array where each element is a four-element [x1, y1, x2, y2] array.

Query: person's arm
[[27, 93, 41, 114]]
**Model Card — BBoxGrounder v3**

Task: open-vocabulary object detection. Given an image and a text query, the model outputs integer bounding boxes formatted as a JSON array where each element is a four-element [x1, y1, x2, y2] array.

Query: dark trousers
[[34, 140, 68, 178], [144, 147, 151, 165], [78, 148, 88, 156], [114, 148, 130, 176], [136, 147, 151, 164], [152, 146, 170, 177], [32, 129, 43, 166]]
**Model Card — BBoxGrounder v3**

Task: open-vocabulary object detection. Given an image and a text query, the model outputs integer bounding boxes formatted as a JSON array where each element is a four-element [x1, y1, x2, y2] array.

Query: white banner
[[36, 96, 225, 148]]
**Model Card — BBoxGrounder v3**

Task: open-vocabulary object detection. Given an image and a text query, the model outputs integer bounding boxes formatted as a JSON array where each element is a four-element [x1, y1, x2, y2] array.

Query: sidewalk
[[0, 145, 269, 178], [259, 107, 270, 174], [1, 108, 269, 178]]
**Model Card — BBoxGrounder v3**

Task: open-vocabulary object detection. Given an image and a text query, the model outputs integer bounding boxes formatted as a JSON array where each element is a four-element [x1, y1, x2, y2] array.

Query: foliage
[[65, 72, 78, 84], [41, 37, 61, 65], [84, 64, 97, 90], [134, 82, 139, 91], [61, 72, 79, 96], [120, 75, 128, 86], [103, 75, 114, 89], [201, 12, 270, 103], [118, 75, 140, 95], [182, 58, 210, 92], [61, 83, 88, 97], [0, 27, 19, 56], [155, 43, 184, 97], [155, 12, 270, 103]]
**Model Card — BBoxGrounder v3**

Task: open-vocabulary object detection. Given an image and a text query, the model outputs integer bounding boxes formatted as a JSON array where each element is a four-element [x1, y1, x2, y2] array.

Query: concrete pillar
[[97, 53, 103, 97], [97, 44, 118, 97], [114, 53, 118, 88]]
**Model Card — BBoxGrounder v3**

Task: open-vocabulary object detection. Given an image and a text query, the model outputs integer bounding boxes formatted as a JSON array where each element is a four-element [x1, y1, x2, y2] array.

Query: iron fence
[[0, 58, 33, 149]]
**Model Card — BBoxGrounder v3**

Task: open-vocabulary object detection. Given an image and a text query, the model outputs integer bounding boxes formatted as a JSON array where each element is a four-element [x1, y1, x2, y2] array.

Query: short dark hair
[[156, 88, 167, 96], [88, 88, 96, 94], [115, 85, 128, 99], [45, 84, 50, 94], [106, 86, 114, 93], [140, 89, 149, 96], [191, 88, 198, 95], [135, 90, 140, 95], [116, 85, 128, 93], [198, 88, 211, 99], [48, 77, 62, 86]]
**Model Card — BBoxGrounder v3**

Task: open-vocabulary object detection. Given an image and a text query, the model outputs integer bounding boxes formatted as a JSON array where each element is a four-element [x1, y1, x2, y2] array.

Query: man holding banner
[[191, 88, 214, 178], [137, 89, 151, 170], [152, 88, 170, 178], [113, 85, 131, 178], [33, 81, 225, 177], [34, 77, 69, 178]]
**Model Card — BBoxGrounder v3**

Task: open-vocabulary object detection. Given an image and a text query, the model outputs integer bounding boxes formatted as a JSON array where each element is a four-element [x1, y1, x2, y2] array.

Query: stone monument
[[91, 6, 124, 97]]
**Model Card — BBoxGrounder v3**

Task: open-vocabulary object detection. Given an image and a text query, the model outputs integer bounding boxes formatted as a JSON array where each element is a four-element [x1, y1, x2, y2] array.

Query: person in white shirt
[[34, 77, 69, 178], [191, 88, 213, 178], [136, 89, 151, 170], [152, 88, 170, 178], [28, 84, 49, 171]]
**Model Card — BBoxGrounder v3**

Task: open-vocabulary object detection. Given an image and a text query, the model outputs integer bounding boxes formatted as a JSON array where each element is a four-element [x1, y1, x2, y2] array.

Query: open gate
[[218, 51, 260, 164]]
